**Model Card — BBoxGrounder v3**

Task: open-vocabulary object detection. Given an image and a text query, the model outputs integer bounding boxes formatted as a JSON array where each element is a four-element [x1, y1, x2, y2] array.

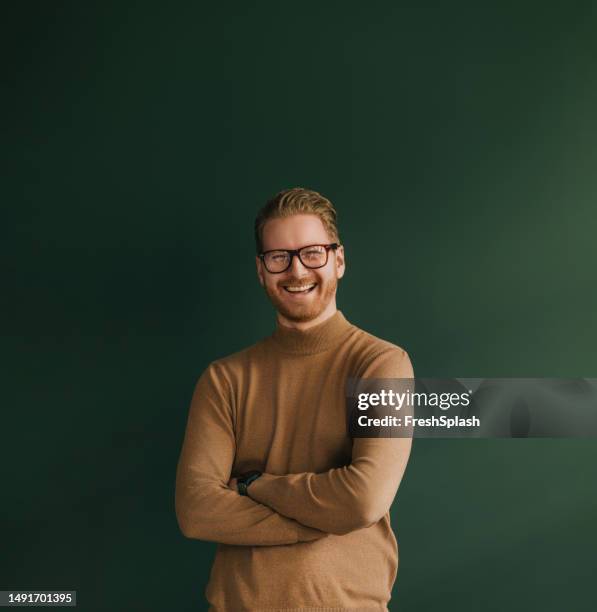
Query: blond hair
[[254, 187, 340, 253]]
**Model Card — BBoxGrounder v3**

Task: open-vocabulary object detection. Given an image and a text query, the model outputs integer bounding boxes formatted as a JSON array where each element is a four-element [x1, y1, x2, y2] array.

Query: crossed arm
[[175, 348, 414, 545], [174, 362, 328, 546]]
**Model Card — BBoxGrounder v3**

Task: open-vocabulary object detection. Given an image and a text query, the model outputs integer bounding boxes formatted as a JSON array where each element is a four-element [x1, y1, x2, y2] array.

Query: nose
[[288, 252, 310, 277]]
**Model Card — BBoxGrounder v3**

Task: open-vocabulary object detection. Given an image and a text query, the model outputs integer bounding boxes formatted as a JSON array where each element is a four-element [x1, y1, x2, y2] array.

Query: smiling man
[[175, 187, 414, 611]]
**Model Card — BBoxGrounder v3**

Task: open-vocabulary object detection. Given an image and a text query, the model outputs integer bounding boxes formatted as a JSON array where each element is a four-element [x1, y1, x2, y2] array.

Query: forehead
[[261, 214, 332, 250]]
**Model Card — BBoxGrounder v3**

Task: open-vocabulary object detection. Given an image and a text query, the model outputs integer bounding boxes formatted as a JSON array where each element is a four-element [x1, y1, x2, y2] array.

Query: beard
[[263, 275, 338, 323]]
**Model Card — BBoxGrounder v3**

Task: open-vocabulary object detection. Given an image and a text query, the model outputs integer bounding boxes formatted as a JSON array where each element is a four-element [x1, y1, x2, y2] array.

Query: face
[[256, 214, 345, 327]]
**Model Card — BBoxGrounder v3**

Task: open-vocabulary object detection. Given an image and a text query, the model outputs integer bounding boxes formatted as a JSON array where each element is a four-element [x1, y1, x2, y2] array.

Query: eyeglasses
[[258, 243, 339, 274]]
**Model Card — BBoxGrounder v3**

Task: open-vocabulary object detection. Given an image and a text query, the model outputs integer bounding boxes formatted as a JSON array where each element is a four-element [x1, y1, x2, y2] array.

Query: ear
[[335, 245, 346, 280], [256, 256, 265, 286]]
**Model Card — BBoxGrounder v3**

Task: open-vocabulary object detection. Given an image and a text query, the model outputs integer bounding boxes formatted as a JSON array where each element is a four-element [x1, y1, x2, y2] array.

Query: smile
[[283, 282, 317, 294]]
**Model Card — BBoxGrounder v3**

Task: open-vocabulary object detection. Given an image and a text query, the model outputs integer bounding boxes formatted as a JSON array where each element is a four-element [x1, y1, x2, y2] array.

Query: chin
[[268, 293, 327, 322], [276, 302, 326, 322]]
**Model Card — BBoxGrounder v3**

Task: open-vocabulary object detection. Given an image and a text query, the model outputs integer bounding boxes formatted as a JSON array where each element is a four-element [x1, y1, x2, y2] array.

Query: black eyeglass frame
[[258, 243, 340, 274]]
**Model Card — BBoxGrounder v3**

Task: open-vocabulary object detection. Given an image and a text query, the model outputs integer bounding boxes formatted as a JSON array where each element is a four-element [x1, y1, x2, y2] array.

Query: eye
[[265, 251, 289, 265], [302, 247, 325, 260]]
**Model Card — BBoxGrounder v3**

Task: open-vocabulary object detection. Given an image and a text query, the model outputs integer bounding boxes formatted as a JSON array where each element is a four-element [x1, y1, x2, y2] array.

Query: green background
[[4, 2, 596, 610]]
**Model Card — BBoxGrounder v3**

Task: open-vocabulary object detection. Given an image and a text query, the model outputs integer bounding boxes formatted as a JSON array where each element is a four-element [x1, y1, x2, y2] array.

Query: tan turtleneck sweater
[[175, 310, 414, 611]]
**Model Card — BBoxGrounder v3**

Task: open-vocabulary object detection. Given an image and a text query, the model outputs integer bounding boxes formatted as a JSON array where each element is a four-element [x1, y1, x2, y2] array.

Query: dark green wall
[[4, 2, 596, 610]]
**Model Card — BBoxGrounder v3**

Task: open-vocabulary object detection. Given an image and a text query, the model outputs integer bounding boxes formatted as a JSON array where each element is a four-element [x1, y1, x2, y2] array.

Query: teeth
[[285, 283, 316, 292]]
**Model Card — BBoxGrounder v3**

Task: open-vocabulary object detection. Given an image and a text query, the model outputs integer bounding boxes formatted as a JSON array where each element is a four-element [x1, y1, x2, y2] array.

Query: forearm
[[247, 437, 411, 535], [175, 478, 328, 545]]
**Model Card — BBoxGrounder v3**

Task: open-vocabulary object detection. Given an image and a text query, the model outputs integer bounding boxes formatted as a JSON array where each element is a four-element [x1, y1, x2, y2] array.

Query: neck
[[276, 300, 338, 331], [269, 308, 354, 355]]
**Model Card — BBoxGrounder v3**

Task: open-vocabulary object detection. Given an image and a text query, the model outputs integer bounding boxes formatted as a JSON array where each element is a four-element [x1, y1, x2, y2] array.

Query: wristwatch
[[237, 470, 262, 496]]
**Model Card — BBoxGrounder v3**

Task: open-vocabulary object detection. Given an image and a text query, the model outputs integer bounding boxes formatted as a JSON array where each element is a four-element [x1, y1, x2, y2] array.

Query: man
[[175, 187, 414, 611]]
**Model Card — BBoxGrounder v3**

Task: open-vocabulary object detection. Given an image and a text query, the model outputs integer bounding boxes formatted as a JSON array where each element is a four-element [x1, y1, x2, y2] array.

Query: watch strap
[[237, 470, 262, 496]]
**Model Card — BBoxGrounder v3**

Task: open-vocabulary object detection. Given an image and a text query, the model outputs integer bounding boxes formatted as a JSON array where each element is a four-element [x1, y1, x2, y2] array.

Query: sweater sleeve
[[175, 362, 328, 546], [247, 348, 414, 536]]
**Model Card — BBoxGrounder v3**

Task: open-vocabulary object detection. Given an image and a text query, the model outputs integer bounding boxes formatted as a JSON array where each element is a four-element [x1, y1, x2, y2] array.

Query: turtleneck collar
[[269, 310, 354, 355]]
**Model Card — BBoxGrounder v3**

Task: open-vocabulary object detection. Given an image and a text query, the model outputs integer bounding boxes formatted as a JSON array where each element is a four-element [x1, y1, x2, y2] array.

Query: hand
[[227, 476, 238, 491]]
